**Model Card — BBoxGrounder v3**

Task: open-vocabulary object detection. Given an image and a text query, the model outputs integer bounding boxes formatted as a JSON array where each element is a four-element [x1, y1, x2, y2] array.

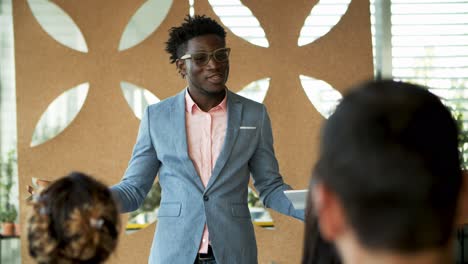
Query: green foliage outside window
[[248, 187, 262, 207], [0, 150, 18, 223], [129, 181, 161, 220], [451, 105, 468, 170]]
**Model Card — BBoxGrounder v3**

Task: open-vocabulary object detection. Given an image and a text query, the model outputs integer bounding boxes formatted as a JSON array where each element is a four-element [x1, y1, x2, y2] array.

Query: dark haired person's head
[[28, 172, 120, 264], [310, 80, 467, 263]]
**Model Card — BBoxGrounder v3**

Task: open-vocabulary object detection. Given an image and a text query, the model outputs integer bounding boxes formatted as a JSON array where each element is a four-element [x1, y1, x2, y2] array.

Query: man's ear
[[456, 171, 468, 226], [312, 183, 348, 242], [176, 59, 187, 79]]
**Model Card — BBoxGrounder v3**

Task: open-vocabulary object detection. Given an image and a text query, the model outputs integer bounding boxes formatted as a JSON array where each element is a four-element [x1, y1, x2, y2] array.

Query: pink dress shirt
[[185, 90, 227, 253]]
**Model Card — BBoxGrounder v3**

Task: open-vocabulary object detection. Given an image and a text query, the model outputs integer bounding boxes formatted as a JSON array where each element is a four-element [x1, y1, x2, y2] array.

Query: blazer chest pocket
[[231, 203, 251, 219], [239, 127, 258, 136], [236, 128, 258, 150], [158, 202, 181, 217]]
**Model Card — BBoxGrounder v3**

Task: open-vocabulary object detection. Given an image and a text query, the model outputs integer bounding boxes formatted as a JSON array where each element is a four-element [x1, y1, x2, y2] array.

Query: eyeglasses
[[179, 47, 231, 66]]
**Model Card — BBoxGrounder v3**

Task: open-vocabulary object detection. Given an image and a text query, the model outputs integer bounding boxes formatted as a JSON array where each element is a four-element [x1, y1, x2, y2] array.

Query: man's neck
[[187, 88, 226, 112]]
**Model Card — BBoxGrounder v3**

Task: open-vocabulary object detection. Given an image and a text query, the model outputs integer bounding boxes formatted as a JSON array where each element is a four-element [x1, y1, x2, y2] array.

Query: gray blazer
[[111, 89, 304, 264]]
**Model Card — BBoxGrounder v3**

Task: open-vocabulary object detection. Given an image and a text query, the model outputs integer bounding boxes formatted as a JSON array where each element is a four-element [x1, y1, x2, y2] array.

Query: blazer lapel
[[171, 90, 205, 190], [205, 91, 242, 192]]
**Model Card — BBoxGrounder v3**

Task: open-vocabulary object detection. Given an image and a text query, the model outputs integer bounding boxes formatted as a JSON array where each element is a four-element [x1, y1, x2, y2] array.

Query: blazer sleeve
[[248, 105, 304, 221], [111, 106, 161, 213]]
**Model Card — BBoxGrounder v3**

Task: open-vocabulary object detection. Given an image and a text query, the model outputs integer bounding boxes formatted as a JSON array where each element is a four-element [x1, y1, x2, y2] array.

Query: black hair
[[314, 80, 462, 252], [165, 14, 226, 63]]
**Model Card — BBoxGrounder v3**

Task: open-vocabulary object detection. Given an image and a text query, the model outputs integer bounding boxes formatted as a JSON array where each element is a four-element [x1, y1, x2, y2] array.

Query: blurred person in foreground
[[28, 172, 120, 264], [303, 80, 468, 264]]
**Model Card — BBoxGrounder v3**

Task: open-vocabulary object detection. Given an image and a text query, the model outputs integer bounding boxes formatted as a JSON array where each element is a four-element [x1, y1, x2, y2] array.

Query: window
[[388, 0, 468, 112]]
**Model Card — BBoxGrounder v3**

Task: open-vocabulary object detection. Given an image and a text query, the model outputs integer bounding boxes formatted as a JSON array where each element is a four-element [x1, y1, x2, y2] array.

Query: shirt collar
[[185, 88, 227, 114]]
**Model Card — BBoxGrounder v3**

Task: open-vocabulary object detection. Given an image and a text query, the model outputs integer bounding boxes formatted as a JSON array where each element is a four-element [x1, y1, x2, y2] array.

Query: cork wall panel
[[197, 0, 373, 263], [14, 0, 372, 263]]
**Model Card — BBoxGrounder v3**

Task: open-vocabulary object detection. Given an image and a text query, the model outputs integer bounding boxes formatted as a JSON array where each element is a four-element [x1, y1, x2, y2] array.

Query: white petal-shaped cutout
[[298, 0, 351, 46], [27, 0, 88, 52], [121, 81, 160, 119], [119, 0, 173, 51], [189, 0, 195, 16], [300, 75, 342, 118], [31, 83, 89, 147], [236, 78, 270, 103], [208, 0, 269, 47]]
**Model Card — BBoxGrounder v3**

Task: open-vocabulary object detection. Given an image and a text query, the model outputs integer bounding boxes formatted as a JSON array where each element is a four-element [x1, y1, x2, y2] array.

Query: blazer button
[[203, 195, 209, 201]]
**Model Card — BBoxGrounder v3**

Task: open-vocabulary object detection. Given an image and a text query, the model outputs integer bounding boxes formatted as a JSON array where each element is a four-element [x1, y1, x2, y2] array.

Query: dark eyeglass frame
[[179, 47, 231, 66]]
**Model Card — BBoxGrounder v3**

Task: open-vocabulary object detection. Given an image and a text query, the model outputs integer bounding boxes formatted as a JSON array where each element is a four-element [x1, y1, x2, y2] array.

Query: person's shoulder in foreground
[[303, 79, 468, 264], [28, 171, 120, 264]]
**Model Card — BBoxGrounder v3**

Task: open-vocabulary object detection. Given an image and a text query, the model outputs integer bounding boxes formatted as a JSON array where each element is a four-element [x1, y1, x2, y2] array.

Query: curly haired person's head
[[28, 172, 120, 264], [165, 14, 226, 63]]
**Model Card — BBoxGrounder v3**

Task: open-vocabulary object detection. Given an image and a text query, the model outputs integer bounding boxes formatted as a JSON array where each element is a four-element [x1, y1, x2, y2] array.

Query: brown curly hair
[[28, 172, 120, 264]]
